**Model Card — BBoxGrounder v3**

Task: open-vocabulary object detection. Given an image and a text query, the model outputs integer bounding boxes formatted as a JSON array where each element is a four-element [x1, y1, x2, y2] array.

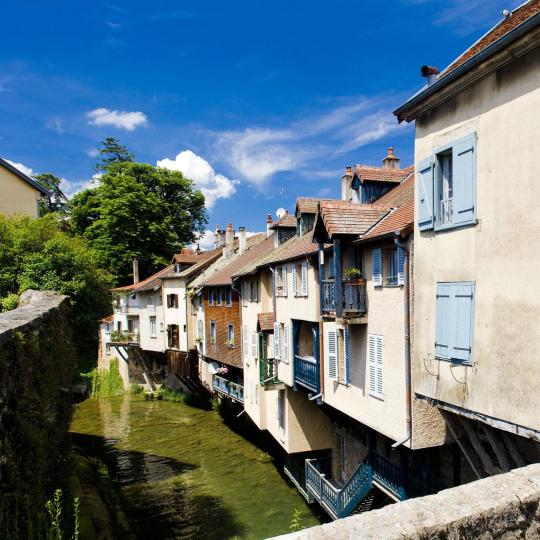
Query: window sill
[[433, 219, 478, 233], [435, 355, 472, 367], [150, 335, 157, 339], [369, 392, 384, 401]]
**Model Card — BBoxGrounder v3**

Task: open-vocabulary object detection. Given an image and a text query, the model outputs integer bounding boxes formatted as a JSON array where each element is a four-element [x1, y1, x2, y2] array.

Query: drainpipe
[[317, 244, 326, 398], [392, 233, 412, 449]]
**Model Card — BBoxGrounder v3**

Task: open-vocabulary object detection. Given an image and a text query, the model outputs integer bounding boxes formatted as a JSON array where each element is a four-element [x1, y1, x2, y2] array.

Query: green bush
[[130, 383, 143, 395], [0, 293, 18, 312], [81, 359, 124, 398]]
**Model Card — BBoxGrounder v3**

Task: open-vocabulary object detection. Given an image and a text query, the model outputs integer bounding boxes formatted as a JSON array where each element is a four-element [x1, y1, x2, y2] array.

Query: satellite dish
[[276, 208, 287, 219], [208, 362, 220, 375]]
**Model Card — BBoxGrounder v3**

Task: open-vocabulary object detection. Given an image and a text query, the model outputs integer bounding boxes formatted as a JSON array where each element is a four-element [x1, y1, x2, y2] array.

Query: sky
[[0, 0, 523, 248]]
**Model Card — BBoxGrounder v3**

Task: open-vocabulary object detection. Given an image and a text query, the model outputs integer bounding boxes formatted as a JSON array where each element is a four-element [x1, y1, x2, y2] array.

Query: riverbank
[[70, 394, 323, 539]]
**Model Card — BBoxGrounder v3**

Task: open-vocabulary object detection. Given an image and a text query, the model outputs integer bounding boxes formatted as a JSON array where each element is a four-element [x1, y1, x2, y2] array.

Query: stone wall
[[274, 464, 540, 539], [0, 290, 75, 511]]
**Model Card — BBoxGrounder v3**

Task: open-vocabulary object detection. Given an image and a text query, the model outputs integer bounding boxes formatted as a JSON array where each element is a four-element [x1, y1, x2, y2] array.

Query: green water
[[70, 395, 322, 539]]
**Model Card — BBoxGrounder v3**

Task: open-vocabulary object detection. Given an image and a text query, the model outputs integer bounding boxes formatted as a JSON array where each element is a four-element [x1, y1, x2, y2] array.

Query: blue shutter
[[435, 283, 452, 359], [452, 133, 476, 226], [372, 248, 382, 286], [329, 256, 335, 279], [417, 156, 434, 230], [397, 246, 406, 285], [343, 327, 350, 385], [451, 283, 474, 364]]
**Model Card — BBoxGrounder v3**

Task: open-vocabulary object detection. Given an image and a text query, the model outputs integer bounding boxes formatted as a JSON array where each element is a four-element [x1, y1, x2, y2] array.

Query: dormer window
[[350, 177, 361, 203]]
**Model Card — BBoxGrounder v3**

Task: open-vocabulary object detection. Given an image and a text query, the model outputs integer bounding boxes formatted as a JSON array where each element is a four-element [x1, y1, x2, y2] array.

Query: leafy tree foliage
[[0, 214, 113, 371], [70, 161, 207, 283], [95, 136, 134, 172], [35, 172, 69, 215]]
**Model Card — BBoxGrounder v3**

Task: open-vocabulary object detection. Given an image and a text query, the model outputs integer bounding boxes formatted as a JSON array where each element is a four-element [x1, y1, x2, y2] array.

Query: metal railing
[[322, 280, 367, 316], [440, 197, 453, 225], [305, 459, 372, 520], [109, 331, 139, 344], [368, 452, 407, 501], [259, 357, 279, 386], [212, 375, 244, 403], [294, 355, 320, 393]]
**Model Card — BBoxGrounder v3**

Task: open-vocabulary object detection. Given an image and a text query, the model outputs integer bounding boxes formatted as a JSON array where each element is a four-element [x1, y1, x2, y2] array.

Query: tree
[[0, 214, 113, 371], [35, 173, 69, 215], [70, 161, 207, 283], [95, 137, 134, 172]]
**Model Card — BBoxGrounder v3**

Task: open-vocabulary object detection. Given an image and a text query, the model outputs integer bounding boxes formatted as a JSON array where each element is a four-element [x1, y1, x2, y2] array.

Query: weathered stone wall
[[0, 290, 75, 509], [275, 464, 540, 539]]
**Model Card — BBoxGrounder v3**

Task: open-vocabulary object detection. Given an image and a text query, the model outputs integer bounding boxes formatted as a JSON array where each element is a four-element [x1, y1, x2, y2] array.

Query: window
[[435, 282, 474, 365], [249, 280, 259, 302], [251, 332, 259, 358], [368, 334, 384, 399], [273, 322, 281, 360], [292, 262, 308, 297], [327, 328, 337, 380], [225, 287, 232, 307], [149, 317, 157, 337], [167, 294, 178, 308], [210, 320, 216, 342], [275, 266, 288, 297], [168, 324, 180, 349], [417, 133, 477, 232], [372, 247, 405, 287], [197, 319, 203, 338], [208, 288, 214, 306], [278, 389, 286, 437], [227, 323, 235, 347], [217, 287, 223, 306]]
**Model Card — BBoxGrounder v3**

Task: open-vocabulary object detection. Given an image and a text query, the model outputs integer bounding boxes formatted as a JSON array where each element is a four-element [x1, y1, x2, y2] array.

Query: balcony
[[322, 280, 367, 319], [294, 355, 320, 393], [259, 356, 279, 387], [212, 375, 244, 403], [109, 331, 139, 344], [368, 452, 407, 501]]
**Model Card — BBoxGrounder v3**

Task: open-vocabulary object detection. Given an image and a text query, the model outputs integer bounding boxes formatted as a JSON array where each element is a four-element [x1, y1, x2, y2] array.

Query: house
[[394, 0, 540, 478], [0, 157, 49, 217]]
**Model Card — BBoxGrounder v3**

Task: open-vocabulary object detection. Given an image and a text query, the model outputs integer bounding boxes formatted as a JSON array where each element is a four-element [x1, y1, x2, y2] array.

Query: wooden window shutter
[[273, 323, 280, 360], [327, 330, 338, 380], [417, 156, 434, 230], [329, 256, 335, 279], [372, 248, 383, 287], [283, 323, 289, 364], [452, 283, 474, 363], [251, 332, 258, 358], [301, 261, 308, 297], [282, 267, 288, 297], [452, 133, 476, 226], [397, 246, 406, 286], [435, 283, 452, 359], [274, 269, 279, 296], [368, 334, 378, 397], [343, 327, 350, 385], [242, 325, 249, 361], [291, 264, 297, 296], [375, 335, 383, 398]]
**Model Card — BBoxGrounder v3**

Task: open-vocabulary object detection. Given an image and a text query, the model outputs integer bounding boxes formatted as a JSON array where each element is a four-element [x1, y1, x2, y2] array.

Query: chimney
[[132, 257, 139, 284], [382, 147, 400, 169], [239, 226, 247, 254], [266, 214, 274, 237], [224, 223, 235, 257], [421, 65, 439, 86], [214, 224, 221, 248], [341, 166, 353, 201]]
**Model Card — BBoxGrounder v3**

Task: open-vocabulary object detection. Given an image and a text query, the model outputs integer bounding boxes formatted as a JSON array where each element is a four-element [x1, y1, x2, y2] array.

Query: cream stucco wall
[[413, 48, 540, 433], [162, 278, 189, 351], [137, 290, 166, 352], [0, 166, 42, 217]]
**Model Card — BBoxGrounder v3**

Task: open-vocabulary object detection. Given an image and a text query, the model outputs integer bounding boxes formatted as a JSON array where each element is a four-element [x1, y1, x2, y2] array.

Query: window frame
[[225, 287, 232, 307], [208, 288, 214, 306], [149, 316, 157, 337], [227, 323, 235, 347]]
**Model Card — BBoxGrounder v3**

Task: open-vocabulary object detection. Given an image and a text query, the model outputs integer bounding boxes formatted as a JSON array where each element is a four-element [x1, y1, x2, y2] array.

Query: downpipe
[[392, 233, 412, 449]]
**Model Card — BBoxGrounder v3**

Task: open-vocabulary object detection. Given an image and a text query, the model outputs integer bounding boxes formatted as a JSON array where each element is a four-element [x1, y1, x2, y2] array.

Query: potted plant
[[209, 337, 216, 344], [344, 268, 363, 283], [225, 339, 235, 348]]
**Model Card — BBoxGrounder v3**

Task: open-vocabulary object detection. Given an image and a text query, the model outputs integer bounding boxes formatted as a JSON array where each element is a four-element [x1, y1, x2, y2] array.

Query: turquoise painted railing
[[321, 280, 336, 313], [212, 375, 244, 403], [305, 459, 372, 520], [368, 452, 407, 501], [259, 357, 279, 386], [322, 280, 367, 315], [294, 355, 320, 393]]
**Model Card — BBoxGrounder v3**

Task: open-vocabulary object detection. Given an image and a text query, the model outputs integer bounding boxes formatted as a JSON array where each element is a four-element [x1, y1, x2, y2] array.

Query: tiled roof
[[99, 315, 114, 324], [296, 197, 331, 214], [112, 264, 175, 293], [173, 248, 223, 279], [441, 0, 540, 77], [258, 312, 275, 332], [231, 235, 278, 279], [363, 174, 415, 239], [318, 201, 388, 238], [269, 214, 296, 229], [202, 234, 268, 286], [172, 248, 215, 264], [354, 165, 410, 184], [259, 229, 319, 265]]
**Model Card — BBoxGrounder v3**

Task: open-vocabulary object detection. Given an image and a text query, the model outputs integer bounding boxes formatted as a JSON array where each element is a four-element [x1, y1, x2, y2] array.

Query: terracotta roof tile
[[172, 248, 215, 264], [269, 214, 296, 229], [319, 201, 388, 238], [296, 197, 332, 214], [260, 229, 319, 265], [441, 0, 540, 78], [112, 264, 175, 293], [354, 165, 410, 184], [258, 312, 275, 332]]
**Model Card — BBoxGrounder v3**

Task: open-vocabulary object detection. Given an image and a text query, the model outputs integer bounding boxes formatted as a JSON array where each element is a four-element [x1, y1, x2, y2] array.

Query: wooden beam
[[458, 417, 499, 476], [500, 431, 526, 469], [482, 426, 512, 472]]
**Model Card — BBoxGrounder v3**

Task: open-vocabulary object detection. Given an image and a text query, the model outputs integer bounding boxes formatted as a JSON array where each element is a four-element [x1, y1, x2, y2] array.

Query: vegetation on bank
[[81, 359, 125, 398], [148, 386, 213, 410]]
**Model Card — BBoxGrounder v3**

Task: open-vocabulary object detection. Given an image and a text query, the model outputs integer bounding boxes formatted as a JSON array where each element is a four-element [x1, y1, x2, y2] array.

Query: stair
[[131, 348, 158, 392], [350, 491, 376, 514]]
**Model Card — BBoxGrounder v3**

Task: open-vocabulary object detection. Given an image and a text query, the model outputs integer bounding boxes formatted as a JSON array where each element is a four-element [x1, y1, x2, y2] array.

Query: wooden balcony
[[259, 356, 279, 387], [294, 355, 320, 394], [212, 375, 244, 403], [322, 280, 367, 321]]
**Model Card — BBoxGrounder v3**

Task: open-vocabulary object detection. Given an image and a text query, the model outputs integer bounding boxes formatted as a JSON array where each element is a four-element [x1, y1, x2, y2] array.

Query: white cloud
[[87, 148, 99, 158], [157, 150, 238, 209], [213, 96, 408, 187], [5, 159, 35, 177], [86, 107, 148, 131]]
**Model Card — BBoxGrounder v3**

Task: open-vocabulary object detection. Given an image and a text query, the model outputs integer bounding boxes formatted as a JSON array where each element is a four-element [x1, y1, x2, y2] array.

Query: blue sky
[[0, 0, 521, 247]]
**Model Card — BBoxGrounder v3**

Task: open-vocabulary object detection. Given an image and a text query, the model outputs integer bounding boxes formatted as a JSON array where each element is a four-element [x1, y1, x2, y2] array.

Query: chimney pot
[[345, 166, 352, 175], [382, 147, 400, 169], [224, 223, 235, 257], [421, 65, 439, 86], [266, 214, 274, 237]]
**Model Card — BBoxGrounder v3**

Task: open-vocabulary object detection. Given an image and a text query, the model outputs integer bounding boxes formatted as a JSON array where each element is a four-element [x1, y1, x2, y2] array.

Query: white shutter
[[282, 267, 288, 297], [242, 325, 249, 361], [343, 327, 350, 385], [283, 324, 290, 364], [327, 330, 337, 380], [291, 265, 297, 296], [301, 262, 308, 297], [368, 334, 383, 398], [251, 332, 258, 358], [274, 269, 279, 296], [273, 323, 280, 360]]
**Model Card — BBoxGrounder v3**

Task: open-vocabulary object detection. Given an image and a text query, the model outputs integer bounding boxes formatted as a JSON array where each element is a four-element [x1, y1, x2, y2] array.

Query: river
[[70, 395, 322, 539]]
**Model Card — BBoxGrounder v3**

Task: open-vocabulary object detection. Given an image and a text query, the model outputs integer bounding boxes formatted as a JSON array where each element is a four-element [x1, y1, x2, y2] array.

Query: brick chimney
[[224, 223, 235, 257], [238, 226, 247, 254], [382, 147, 400, 169], [132, 257, 139, 284], [266, 214, 274, 237]]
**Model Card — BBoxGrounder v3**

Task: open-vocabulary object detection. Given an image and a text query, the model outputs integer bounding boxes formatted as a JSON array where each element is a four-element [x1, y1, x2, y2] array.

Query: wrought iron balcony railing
[[259, 357, 279, 386], [212, 375, 244, 403]]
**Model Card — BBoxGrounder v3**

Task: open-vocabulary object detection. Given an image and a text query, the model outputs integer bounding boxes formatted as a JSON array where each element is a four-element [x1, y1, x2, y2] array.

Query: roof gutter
[[394, 11, 540, 122]]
